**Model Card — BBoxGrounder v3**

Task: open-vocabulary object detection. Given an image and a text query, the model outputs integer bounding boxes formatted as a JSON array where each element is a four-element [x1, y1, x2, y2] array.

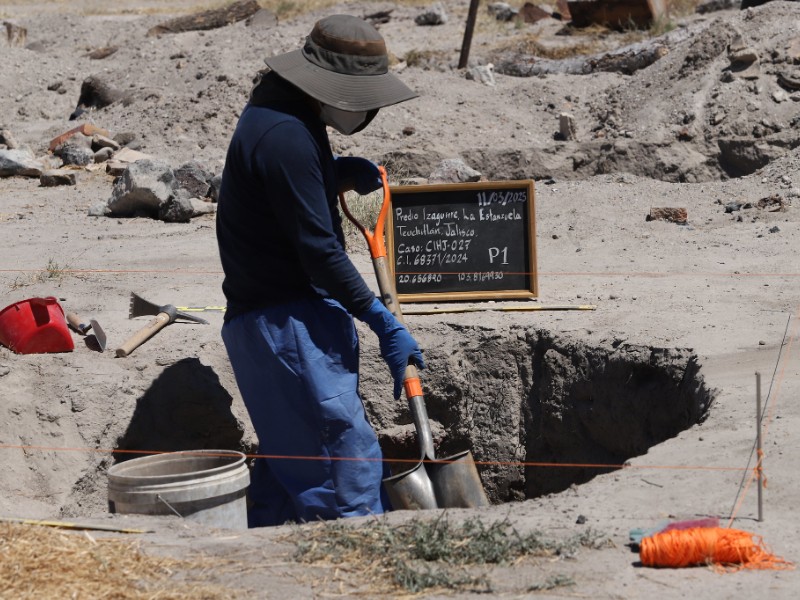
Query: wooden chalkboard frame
[[387, 180, 537, 303]]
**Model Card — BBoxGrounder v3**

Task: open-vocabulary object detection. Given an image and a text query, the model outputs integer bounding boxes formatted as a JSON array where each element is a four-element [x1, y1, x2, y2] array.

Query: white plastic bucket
[[107, 449, 250, 530]]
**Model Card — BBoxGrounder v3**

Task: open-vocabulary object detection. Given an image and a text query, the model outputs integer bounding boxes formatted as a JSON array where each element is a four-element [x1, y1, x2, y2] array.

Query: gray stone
[[174, 160, 212, 198], [88, 202, 111, 217], [189, 198, 217, 216], [0, 148, 43, 178], [209, 174, 222, 202], [559, 112, 577, 141], [466, 64, 496, 87], [94, 147, 114, 163], [415, 3, 447, 25], [158, 196, 194, 223], [428, 158, 481, 183], [91, 134, 120, 152], [107, 159, 176, 217], [488, 2, 517, 21], [57, 143, 94, 167], [40, 170, 76, 187]]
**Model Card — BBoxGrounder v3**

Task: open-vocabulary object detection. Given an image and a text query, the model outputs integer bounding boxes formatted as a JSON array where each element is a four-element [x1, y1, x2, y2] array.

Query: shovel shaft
[[344, 168, 490, 510], [115, 312, 171, 357]]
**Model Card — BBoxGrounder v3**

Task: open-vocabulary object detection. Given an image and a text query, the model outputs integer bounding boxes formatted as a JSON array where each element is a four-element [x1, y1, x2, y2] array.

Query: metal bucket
[[107, 450, 250, 530]]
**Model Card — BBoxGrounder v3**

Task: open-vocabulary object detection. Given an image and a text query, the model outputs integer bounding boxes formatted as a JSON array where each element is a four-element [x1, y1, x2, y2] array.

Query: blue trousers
[[221, 297, 387, 526]]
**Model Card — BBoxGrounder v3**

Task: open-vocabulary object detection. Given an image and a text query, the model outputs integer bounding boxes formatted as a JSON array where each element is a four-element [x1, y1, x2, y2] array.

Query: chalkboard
[[387, 180, 537, 302]]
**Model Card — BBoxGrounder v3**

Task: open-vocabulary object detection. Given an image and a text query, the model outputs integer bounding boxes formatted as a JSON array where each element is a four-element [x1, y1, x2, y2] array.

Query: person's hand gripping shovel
[[339, 164, 489, 510]]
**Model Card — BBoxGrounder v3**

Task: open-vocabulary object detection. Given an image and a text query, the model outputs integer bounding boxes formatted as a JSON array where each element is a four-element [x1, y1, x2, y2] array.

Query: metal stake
[[458, 0, 480, 69], [756, 371, 764, 522]]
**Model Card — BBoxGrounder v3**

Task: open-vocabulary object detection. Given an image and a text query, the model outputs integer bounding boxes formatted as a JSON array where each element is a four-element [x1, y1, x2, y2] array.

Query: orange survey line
[[0, 443, 750, 472], [1, 268, 799, 277]]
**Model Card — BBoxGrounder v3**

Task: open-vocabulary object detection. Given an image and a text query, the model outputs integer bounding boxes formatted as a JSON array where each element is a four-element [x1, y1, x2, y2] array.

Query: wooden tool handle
[[66, 312, 88, 334], [115, 312, 171, 358]]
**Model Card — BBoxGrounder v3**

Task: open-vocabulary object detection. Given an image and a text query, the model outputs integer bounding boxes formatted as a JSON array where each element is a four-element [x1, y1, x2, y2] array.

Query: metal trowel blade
[[89, 319, 107, 352]]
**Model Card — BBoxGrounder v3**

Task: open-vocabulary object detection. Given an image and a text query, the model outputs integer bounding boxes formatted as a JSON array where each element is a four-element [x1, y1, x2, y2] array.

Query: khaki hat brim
[[265, 49, 418, 112]]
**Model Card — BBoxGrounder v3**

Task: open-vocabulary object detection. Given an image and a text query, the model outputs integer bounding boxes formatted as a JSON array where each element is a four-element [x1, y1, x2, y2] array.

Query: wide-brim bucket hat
[[264, 14, 418, 112]]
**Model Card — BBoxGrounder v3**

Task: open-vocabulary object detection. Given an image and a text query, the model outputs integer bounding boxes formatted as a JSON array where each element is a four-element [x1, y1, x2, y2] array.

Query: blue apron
[[222, 296, 388, 526]]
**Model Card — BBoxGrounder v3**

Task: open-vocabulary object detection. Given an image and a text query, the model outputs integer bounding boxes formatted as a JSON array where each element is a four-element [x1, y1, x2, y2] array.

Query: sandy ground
[[1, 0, 799, 597]]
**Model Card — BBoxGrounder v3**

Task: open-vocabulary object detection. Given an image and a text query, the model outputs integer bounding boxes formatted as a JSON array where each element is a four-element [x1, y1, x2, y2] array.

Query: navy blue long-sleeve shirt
[[216, 73, 375, 322]]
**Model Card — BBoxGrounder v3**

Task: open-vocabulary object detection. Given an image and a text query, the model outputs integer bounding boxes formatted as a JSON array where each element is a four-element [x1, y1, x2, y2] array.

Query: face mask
[[319, 105, 369, 135]]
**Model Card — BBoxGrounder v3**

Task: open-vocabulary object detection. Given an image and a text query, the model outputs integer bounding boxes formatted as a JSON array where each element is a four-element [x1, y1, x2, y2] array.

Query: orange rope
[[640, 527, 794, 571]]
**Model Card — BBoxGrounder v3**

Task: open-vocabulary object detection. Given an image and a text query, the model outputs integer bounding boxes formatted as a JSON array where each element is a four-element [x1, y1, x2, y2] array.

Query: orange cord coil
[[640, 527, 794, 571]]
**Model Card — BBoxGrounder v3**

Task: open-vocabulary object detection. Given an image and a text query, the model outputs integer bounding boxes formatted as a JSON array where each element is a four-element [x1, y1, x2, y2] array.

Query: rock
[[208, 174, 222, 202], [0, 148, 44, 178], [105, 147, 154, 176], [107, 159, 176, 217], [646, 207, 688, 224], [428, 158, 481, 183], [86, 46, 118, 60], [519, 2, 551, 24], [0, 129, 19, 149], [70, 75, 128, 120], [487, 2, 518, 21], [559, 112, 577, 141], [57, 143, 94, 167], [772, 90, 788, 103], [158, 196, 194, 223], [174, 160, 213, 198], [88, 202, 111, 217], [415, 3, 448, 26], [189, 198, 217, 216], [554, 0, 572, 20], [727, 33, 760, 80], [40, 170, 77, 187], [94, 147, 114, 163], [91, 134, 121, 152], [113, 132, 137, 147], [465, 63, 496, 86]]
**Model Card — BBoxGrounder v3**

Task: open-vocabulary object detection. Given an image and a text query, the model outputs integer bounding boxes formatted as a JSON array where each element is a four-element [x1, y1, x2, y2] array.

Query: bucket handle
[[156, 494, 184, 519]]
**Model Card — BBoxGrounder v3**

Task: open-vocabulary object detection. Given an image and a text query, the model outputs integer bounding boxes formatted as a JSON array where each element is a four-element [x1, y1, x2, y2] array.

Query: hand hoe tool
[[340, 167, 490, 510], [115, 293, 208, 358], [66, 312, 107, 352]]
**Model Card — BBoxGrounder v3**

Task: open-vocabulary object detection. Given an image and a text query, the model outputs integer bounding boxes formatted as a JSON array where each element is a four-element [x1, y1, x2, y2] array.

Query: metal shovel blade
[[384, 452, 489, 510], [427, 450, 490, 508], [383, 394, 489, 510], [383, 460, 438, 510]]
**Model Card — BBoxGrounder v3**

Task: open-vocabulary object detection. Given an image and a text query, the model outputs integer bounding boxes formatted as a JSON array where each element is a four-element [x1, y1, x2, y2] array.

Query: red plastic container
[[0, 297, 74, 354]]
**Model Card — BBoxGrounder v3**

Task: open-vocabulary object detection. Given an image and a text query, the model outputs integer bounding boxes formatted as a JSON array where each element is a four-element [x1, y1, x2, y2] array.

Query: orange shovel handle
[[338, 165, 391, 259]]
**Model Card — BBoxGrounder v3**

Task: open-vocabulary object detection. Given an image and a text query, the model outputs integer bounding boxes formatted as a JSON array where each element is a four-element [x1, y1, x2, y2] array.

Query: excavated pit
[[368, 325, 717, 504]]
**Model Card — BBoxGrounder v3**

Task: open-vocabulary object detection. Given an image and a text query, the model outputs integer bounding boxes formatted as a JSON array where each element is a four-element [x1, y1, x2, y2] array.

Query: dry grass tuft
[[285, 515, 608, 595], [0, 522, 237, 599]]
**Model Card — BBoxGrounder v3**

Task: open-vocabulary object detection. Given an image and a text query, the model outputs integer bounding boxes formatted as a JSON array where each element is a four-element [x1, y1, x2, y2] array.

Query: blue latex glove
[[358, 297, 425, 399], [334, 156, 382, 195]]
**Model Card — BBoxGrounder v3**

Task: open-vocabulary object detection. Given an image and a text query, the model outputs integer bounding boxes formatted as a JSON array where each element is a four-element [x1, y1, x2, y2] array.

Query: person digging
[[216, 14, 424, 527]]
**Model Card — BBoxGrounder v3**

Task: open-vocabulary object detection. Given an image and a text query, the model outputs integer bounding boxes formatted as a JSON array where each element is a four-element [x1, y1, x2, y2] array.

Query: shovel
[[339, 167, 489, 510], [115, 293, 208, 358]]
